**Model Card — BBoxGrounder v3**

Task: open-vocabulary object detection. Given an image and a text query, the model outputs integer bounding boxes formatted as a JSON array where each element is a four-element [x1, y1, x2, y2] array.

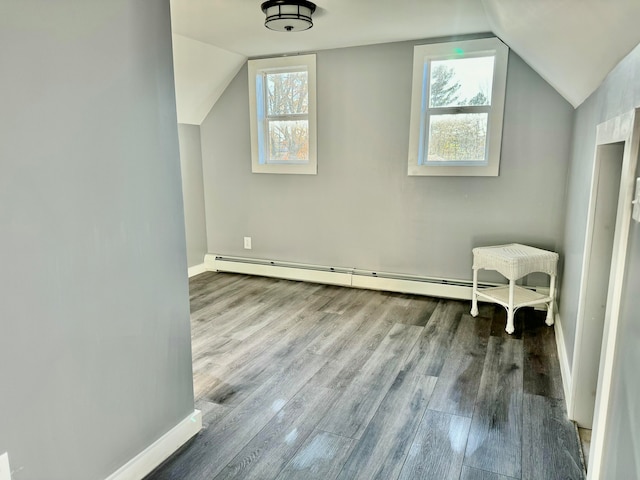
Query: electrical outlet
[[244, 237, 252, 249], [0, 452, 11, 480]]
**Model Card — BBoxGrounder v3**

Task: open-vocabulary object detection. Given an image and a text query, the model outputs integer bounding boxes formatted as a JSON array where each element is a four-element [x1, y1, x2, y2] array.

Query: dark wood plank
[[459, 466, 516, 480], [523, 310, 564, 399], [192, 362, 231, 402], [522, 394, 585, 480], [317, 323, 423, 439], [190, 279, 318, 341], [308, 333, 395, 391], [490, 307, 524, 339], [305, 292, 390, 358], [188, 271, 243, 298], [188, 270, 222, 292], [397, 410, 471, 480], [463, 336, 523, 478], [336, 372, 437, 480], [401, 300, 465, 376], [275, 431, 355, 480], [195, 399, 232, 427], [148, 273, 582, 480], [307, 297, 395, 390], [214, 386, 339, 480], [200, 310, 335, 406], [192, 335, 241, 367], [387, 295, 439, 327], [379, 290, 413, 306], [319, 287, 369, 314], [190, 274, 275, 316], [476, 302, 496, 319], [224, 280, 328, 341], [147, 352, 328, 480], [427, 314, 491, 417], [205, 294, 330, 368], [192, 294, 332, 405]]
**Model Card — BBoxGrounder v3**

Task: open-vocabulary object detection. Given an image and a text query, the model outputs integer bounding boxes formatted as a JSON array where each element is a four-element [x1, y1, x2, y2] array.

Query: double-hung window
[[248, 54, 317, 174], [407, 38, 508, 176]]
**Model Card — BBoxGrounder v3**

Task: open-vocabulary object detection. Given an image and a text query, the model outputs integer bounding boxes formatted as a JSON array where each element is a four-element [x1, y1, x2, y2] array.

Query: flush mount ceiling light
[[261, 0, 317, 32]]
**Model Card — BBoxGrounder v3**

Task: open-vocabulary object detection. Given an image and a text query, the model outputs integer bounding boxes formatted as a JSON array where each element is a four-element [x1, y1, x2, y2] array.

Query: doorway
[[570, 108, 640, 479], [570, 142, 623, 429]]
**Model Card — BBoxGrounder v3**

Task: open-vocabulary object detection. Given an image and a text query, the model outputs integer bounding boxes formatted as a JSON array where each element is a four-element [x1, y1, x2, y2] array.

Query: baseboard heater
[[204, 254, 514, 301]]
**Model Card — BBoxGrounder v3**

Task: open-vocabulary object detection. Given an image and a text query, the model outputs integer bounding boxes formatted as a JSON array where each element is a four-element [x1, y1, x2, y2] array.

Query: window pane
[[429, 56, 494, 108], [427, 113, 488, 162], [266, 71, 308, 116], [267, 120, 309, 162]]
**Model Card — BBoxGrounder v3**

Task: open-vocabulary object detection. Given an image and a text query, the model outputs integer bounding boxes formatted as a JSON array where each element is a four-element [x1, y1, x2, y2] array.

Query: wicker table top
[[472, 243, 558, 280]]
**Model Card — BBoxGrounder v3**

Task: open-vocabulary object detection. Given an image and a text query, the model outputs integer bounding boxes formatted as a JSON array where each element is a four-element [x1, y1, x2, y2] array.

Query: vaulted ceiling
[[170, 0, 640, 124]]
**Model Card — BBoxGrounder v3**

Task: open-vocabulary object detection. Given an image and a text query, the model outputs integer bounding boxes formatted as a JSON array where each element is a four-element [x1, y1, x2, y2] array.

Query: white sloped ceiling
[[482, 0, 640, 107], [170, 0, 640, 122], [172, 34, 245, 125]]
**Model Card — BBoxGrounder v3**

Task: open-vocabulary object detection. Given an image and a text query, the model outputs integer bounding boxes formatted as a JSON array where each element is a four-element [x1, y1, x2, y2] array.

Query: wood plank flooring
[[146, 272, 585, 480]]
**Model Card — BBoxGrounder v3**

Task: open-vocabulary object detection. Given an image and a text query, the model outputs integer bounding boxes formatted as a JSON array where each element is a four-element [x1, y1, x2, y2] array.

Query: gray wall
[[559, 43, 640, 478], [200, 40, 574, 282], [178, 124, 208, 267], [0, 2, 194, 479]]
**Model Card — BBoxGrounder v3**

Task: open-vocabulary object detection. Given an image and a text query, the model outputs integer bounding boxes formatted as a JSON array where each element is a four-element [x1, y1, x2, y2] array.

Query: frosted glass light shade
[[261, 0, 316, 32]]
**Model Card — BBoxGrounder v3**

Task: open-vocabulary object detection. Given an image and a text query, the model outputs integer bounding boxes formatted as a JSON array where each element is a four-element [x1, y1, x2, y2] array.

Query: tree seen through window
[[265, 71, 309, 162], [427, 58, 493, 162]]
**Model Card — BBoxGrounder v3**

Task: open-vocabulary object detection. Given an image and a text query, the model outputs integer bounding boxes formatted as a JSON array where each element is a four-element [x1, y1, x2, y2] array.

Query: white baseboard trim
[[351, 274, 472, 300], [204, 253, 218, 271], [188, 263, 207, 278], [0, 452, 11, 480], [213, 257, 352, 287], [204, 253, 517, 301], [554, 313, 573, 414], [105, 410, 201, 480]]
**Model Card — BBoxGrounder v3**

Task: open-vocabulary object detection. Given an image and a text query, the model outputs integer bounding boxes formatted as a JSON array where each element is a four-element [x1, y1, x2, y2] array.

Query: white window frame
[[407, 37, 508, 177], [248, 54, 317, 175]]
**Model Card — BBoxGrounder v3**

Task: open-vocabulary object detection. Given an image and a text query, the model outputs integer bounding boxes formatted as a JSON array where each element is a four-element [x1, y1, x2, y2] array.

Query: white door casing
[[578, 108, 640, 480]]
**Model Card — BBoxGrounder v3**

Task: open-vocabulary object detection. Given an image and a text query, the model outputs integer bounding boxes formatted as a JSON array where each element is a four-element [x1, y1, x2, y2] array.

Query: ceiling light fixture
[[261, 0, 317, 32]]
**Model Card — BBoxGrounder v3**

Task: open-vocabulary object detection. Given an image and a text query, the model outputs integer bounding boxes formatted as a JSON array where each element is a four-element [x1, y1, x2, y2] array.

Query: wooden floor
[[147, 272, 585, 480]]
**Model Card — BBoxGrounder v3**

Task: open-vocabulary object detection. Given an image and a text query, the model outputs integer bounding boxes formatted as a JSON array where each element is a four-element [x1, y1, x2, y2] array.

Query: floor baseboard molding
[[213, 257, 352, 287], [554, 313, 573, 415], [105, 410, 201, 480], [351, 274, 472, 300], [188, 263, 207, 278], [202, 253, 554, 305], [205, 253, 478, 300]]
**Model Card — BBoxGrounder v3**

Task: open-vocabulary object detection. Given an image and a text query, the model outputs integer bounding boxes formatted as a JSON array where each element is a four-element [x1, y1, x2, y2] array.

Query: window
[[407, 38, 508, 176], [248, 54, 317, 174]]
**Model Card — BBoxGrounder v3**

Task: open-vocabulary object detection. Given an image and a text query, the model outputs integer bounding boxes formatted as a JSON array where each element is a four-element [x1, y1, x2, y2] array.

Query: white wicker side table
[[470, 244, 558, 334]]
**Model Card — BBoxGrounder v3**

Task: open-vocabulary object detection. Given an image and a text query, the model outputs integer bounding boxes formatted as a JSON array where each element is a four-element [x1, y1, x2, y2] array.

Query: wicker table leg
[[471, 268, 479, 317], [505, 279, 516, 334], [546, 274, 556, 326]]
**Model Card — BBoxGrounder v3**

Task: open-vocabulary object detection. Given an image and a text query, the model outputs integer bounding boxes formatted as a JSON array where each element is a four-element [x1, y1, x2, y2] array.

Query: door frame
[[569, 141, 624, 428], [572, 108, 640, 479]]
